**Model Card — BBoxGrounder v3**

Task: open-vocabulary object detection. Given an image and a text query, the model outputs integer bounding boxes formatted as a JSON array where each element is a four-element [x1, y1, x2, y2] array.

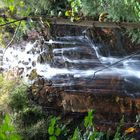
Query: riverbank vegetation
[[0, 0, 139, 46]]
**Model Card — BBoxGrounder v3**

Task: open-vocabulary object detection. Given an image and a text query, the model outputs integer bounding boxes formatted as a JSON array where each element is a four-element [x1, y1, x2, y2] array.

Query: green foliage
[[0, 114, 21, 140], [0, 73, 20, 113], [80, 0, 140, 44], [16, 106, 44, 127], [80, 0, 99, 17], [48, 117, 63, 140], [0, 0, 139, 44], [66, 0, 82, 21], [0, 0, 69, 44], [5, 82, 50, 139], [111, 116, 136, 140], [80, 0, 140, 22], [113, 116, 125, 140], [1, 0, 68, 17], [84, 110, 94, 127], [9, 85, 28, 112], [71, 128, 81, 140], [70, 110, 104, 140]]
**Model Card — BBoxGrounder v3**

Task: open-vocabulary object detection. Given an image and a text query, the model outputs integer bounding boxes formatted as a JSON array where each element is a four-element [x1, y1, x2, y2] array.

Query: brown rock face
[[61, 93, 94, 112], [29, 76, 140, 117]]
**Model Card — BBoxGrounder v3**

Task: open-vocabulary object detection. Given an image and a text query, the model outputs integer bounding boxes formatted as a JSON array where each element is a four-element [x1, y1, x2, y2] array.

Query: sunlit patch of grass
[[0, 72, 21, 113]]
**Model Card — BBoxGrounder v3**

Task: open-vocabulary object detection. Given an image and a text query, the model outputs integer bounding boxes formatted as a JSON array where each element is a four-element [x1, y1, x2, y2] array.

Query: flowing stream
[[1, 35, 140, 96]]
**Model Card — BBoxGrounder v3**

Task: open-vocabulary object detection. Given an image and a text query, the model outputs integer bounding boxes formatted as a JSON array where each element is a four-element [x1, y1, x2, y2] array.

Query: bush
[[8, 84, 50, 140], [80, 0, 140, 44], [9, 85, 28, 112], [0, 73, 20, 113]]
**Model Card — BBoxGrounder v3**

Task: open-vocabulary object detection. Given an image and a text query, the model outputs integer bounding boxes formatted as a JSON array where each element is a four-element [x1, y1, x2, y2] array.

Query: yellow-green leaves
[[66, 0, 82, 22], [9, 5, 15, 12], [0, 114, 22, 140], [84, 110, 94, 127], [19, 1, 24, 7], [48, 117, 62, 140], [65, 10, 72, 17]]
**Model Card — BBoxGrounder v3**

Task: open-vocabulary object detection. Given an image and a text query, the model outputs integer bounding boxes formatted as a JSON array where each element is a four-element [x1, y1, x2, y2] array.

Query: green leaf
[[65, 10, 72, 17], [0, 114, 21, 140], [71, 128, 80, 140], [9, 134, 22, 140], [84, 110, 94, 127], [49, 136, 57, 140], [48, 127, 54, 135], [0, 132, 6, 139], [5, 114, 11, 124], [9, 0, 14, 3], [19, 1, 24, 7], [9, 5, 15, 12], [55, 127, 61, 136], [89, 133, 97, 140], [50, 118, 56, 127]]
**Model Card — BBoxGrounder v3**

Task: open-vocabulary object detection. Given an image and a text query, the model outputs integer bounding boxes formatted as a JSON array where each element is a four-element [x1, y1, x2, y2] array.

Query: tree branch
[[46, 18, 140, 29], [93, 50, 140, 79], [0, 17, 27, 27], [0, 16, 140, 29], [3, 21, 21, 55]]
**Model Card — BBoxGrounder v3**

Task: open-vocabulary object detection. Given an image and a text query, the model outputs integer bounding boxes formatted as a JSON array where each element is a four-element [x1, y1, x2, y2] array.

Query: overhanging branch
[[0, 16, 140, 29], [47, 18, 140, 29]]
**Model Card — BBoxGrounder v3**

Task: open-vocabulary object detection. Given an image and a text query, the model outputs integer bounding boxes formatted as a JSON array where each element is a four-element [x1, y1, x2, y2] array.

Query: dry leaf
[[125, 127, 136, 134]]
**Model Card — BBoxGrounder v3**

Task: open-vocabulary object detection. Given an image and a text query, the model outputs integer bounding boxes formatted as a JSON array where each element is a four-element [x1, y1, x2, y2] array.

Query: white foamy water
[[2, 36, 140, 83]]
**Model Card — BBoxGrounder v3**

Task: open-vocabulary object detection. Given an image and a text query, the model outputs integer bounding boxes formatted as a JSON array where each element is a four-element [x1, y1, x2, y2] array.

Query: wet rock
[[20, 47, 25, 51], [37, 52, 53, 64], [27, 30, 40, 41], [18, 68, 24, 75], [44, 80, 52, 86], [6, 57, 9, 61], [18, 60, 21, 64], [26, 67, 32, 70], [61, 93, 94, 112], [0, 56, 3, 61], [30, 78, 62, 107], [32, 61, 36, 67], [0, 67, 4, 72], [28, 69, 38, 80], [33, 77, 45, 86], [0, 50, 3, 54], [22, 61, 29, 65]]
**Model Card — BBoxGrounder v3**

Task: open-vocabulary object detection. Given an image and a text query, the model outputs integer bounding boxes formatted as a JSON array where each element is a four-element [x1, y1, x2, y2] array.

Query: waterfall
[[1, 36, 140, 92]]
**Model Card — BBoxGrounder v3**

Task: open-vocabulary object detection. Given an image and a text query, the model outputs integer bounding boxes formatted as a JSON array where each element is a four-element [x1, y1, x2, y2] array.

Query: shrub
[[0, 73, 20, 113], [9, 85, 28, 112]]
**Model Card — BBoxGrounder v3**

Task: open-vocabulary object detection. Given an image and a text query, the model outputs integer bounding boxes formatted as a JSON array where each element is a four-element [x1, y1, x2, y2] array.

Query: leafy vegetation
[[0, 0, 139, 45], [9, 85, 28, 112], [80, 0, 140, 21], [0, 73, 20, 113], [0, 114, 21, 140], [80, 0, 140, 43]]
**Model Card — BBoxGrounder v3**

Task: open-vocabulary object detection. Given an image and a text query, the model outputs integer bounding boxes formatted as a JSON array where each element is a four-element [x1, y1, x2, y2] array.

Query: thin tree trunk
[[0, 16, 140, 29], [46, 18, 140, 29]]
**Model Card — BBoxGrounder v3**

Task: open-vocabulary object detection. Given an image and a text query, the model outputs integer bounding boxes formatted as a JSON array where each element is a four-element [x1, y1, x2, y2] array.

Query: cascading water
[[1, 35, 140, 95]]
